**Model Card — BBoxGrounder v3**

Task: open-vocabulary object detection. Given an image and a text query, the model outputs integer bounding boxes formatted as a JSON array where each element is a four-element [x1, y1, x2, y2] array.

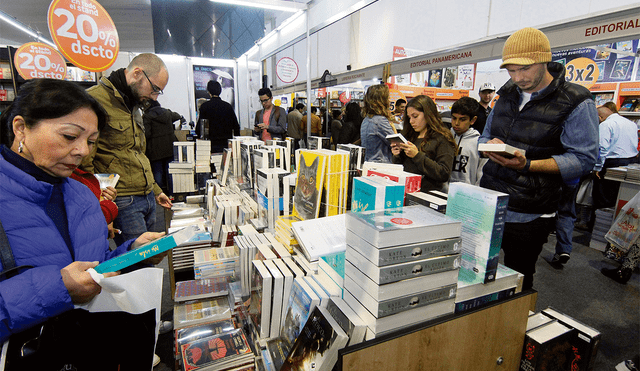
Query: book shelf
[[337, 291, 534, 371]]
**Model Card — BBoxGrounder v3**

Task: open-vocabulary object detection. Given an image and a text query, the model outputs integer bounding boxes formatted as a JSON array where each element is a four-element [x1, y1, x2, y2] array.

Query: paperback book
[[180, 328, 254, 371], [280, 306, 349, 371], [519, 321, 577, 371], [345, 205, 461, 248], [351, 176, 405, 212], [293, 150, 326, 220], [175, 318, 236, 356], [324, 297, 367, 346], [174, 277, 230, 302], [291, 213, 346, 262], [478, 143, 526, 158], [446, 183, 508, 283], [174, 297, 233, 330], [249, 260, 272, 338], [346, 231, 461, 267], [95, 225, 199, 274]]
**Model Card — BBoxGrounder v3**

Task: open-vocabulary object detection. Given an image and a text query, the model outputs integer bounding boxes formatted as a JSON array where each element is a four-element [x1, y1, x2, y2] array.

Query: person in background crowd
[[0, 79, 166, 368], [254, 87, 287, 141], [287, 103, 305, 149], [319, 106, 327, 136], [392, 95, 456, 192], [393, 98, 407, 131], [330, 109, 343, 147], [475, 82, 496, 135], [143, 100, 183, 194], [301, 106, 322, 138], [592, 105, 638, 211], [81, 53, 173, 246], [198, 80, 239, 153], [479, 27, 598, 290], [361, 84, 396, 163], [338, 101, 363, 145], [449, 97, 486, 185]]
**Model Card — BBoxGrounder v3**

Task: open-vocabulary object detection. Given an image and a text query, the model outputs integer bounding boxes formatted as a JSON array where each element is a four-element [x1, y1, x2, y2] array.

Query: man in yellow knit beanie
[[478, 27, 599, 290]]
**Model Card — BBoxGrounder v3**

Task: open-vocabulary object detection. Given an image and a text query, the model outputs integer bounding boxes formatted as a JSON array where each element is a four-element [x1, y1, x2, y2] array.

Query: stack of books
[[626, 163, 640, 182], [193, 246, 240, 280], [255, 167, 289, 230], [405, 190, 447, 213], [454, 264, 523, 313], [351, 176, 405, 212], [307, 136, 331, 150], [195, 139, 211, 174], [520, 308, 600, 371], [174, 277, 230, 302], [274, 214, 302, 253], [590, 208, 615, 252], [342, 205, 462, 337]]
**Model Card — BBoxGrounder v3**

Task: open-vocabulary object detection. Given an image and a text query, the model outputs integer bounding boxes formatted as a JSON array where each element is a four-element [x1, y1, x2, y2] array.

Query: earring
[[18, 141, 24, 153]]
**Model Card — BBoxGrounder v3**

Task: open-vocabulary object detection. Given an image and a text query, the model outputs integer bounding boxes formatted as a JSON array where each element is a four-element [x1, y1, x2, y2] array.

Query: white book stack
[[170, 141, 196, 193], [256, 168, 289, 231], [446, 182, 509, 284], [193, 246, 240, 279], [343, 205, 462, 337], [195, 139, 212, 173], [454, 263, 523, 314], [263, 144, 288, 171]]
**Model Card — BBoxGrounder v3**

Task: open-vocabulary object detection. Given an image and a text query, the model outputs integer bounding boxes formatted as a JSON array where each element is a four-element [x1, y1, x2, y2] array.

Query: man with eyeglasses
[[478, 28, 598, 290], [81, 53, 173, 247], [254, 87, 287, 141]]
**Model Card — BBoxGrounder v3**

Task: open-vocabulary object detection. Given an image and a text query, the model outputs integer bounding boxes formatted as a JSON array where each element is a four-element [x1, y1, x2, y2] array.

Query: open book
[[385, 133, 408, 144]]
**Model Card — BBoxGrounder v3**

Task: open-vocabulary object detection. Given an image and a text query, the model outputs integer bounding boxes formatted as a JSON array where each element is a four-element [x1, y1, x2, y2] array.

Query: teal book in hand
[[94, 225, 199, 274]]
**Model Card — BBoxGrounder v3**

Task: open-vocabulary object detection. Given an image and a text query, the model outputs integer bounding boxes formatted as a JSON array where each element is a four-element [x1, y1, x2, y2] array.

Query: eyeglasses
[[142, 70, 164, 95], [260, 98, 271, 103]]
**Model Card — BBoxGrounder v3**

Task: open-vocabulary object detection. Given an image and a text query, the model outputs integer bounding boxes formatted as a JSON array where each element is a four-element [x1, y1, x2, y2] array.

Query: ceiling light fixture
[[208, 0, 306, 13], [0, 10, 57, 48]]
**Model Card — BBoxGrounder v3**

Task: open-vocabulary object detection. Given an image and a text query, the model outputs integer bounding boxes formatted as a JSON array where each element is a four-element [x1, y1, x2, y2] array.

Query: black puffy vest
[[480, 62, 592, 214]]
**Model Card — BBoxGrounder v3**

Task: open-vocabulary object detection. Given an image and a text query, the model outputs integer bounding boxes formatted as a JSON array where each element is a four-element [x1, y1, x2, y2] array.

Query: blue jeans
[[113, 192, 157, 245], [555, 183, 579, 255]]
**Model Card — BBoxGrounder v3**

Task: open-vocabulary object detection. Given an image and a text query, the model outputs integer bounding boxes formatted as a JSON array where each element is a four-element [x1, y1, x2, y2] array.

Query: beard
[[129, 79, 148, 104]]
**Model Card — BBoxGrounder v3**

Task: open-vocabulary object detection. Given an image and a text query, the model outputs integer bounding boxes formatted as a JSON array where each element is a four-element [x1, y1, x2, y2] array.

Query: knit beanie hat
[[500, 27, 552, 68]]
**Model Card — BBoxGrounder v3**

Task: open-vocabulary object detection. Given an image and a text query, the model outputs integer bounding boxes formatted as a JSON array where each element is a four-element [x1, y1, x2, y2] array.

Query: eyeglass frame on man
[[142, 70, 164, 95], [260, 97, 271, 103]]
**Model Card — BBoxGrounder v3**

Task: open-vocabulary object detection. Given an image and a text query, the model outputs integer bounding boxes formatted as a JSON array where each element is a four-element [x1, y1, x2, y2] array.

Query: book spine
[[347, 233, 462, 267], [484, 194, 508, 283], [454, 287, 516, 314], [370, 284, 457, 318]]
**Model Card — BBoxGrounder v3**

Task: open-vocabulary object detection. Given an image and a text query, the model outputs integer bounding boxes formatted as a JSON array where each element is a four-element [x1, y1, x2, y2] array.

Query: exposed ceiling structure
[[0, 0, 309, 54]]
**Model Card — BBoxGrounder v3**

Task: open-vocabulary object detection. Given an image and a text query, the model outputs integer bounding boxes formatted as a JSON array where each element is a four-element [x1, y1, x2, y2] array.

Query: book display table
[[338, 291, 533, 371]]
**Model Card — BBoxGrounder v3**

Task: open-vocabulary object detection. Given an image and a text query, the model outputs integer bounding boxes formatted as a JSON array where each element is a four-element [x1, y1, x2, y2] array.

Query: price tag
[[564, 57, 599, 89], [47, 0, 119, 72], [14, 42, 67, 80]]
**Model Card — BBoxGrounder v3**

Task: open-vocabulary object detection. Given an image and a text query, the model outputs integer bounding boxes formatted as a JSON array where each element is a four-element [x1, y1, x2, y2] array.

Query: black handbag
[[0, 219, 157, 370]]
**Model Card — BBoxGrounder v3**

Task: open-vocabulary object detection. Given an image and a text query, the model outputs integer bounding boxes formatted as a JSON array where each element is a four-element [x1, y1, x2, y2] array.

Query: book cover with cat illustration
[[293, 151, 326, 220]]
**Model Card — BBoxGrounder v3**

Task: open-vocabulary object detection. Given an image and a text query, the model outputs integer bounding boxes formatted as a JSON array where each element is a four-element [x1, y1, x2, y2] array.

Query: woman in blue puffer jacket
[[0, 79, 165, 347]]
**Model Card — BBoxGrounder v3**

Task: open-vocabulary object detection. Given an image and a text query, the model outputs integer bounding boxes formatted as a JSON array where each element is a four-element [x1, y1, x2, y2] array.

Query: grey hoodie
[[450, 127, 487, 185]]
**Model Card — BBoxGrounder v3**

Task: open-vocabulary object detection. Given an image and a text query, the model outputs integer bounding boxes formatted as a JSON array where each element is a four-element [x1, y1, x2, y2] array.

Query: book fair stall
[[1, 0, 639, 370]]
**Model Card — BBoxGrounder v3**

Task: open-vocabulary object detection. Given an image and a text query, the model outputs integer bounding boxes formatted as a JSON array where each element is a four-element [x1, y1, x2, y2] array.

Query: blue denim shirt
[[479, 87, 599, 223], [361, 115, 395, 163]]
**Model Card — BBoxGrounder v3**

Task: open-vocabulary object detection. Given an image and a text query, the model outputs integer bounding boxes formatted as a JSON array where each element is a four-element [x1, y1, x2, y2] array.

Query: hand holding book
[[480, 140, 528, 171]]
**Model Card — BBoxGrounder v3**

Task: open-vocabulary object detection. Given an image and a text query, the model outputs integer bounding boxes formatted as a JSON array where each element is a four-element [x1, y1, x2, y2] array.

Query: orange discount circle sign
[[14, 42, 67, 80], [47, 0, 119, 72], [565, 57, 599, 89]]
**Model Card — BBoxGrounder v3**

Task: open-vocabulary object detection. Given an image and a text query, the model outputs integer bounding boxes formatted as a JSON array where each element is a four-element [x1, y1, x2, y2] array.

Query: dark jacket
[[144, 101, 181, 161], [254, 106, 287, 140], [337, 120, 360, 144], [393, 131, 455, 192], [198, 97, 240, 150], [480, 62, 593, 214]]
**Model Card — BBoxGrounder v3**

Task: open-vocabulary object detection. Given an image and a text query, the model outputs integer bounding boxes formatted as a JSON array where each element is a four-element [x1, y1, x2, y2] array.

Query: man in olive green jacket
[[81, 53, 172, 245]]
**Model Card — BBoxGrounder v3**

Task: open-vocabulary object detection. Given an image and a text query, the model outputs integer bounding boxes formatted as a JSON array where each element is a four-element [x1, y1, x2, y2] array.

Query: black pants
[[501, 217, 555, 291], [593, 157, 634, 209]]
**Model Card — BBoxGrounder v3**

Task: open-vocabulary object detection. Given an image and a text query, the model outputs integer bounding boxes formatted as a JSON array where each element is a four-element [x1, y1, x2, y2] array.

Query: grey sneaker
[[158, 320, 173, 334], [551, 253, 570, 265]]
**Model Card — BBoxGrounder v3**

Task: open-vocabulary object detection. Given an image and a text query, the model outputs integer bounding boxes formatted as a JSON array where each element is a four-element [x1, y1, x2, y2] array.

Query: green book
[[94, 225, 198, 274]]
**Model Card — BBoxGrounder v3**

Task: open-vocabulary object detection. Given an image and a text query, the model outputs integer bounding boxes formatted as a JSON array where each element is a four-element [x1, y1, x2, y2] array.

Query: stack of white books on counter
[[342, 205, 463, 338]]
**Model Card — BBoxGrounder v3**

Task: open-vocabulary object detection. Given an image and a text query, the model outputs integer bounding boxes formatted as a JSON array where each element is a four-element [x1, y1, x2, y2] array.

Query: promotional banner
[[48, 0, 120, 72], [193, 65, 235, 109], [14, 42, 67, 80], [552, 40, 639, 83]]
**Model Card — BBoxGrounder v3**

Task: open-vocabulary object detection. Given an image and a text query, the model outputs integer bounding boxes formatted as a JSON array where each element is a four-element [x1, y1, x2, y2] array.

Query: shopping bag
[[576, 177, 594, 206], [605, 191, 640, 253], [5, 268, 163, 371]]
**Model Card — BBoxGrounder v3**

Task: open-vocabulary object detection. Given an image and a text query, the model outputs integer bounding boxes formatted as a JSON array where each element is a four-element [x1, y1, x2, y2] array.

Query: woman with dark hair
[[391, 95, 456, 192], [337, 101, 362, 145], [0, 79, 165, 367], [360, 84, 396, 163]]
